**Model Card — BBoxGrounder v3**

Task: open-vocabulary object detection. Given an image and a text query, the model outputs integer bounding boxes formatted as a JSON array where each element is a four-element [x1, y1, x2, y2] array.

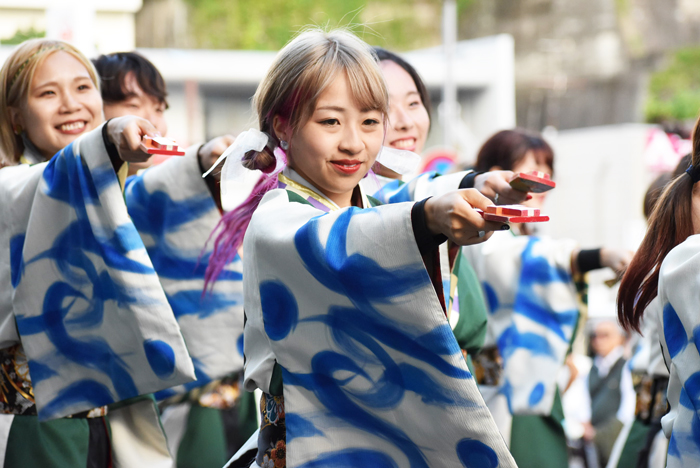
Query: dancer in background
[[372, 47, 530, 365], [93, 51, 257, 467], [606, 167, 677, 468], [463, 128, 634, 468], [618, 138, 700, 467], [212, 28, 517, 468], [0, 39, 195, 468]]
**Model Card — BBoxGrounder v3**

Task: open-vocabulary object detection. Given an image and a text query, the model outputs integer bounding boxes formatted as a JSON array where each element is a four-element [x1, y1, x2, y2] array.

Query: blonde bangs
[[254, 28, 388, 142]]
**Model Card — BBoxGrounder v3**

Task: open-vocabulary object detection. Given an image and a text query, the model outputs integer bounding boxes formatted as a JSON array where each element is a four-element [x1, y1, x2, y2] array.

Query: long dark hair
[[617, 125, 700, 332]]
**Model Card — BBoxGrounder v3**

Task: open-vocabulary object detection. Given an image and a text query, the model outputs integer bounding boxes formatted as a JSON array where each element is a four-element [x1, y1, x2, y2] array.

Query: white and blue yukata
[[366, 170, 490, 361], [0, 126, 196, 467], [124, 146, 257, 466], [657, 233, 700, 468], [463, 230, 580, 467], [237, 167, 515, 468]]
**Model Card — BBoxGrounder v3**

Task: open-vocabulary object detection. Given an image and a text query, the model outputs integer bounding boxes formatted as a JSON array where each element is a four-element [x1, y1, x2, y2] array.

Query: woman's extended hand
[[106, 116, 159, 163], [474, 170, 530, 205], [198, 134, 236, 180], [600, 247, 635, 275], [424, 188, 510, 245]]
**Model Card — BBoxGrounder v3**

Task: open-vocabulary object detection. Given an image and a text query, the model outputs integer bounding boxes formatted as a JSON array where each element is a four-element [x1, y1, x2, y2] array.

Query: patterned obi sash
[[0, 345, 107, 418], [633, 373, 668, 424], [473, 346, 504, 386]]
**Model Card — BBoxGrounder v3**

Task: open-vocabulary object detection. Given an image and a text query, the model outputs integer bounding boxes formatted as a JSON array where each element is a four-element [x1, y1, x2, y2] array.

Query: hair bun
[[241, 147, 276, 172]]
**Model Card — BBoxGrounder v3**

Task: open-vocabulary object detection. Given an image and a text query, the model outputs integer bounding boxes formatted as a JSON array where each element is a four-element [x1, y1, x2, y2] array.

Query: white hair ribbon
[[375, 146, 422, 175], [202, 128, 280, 212]]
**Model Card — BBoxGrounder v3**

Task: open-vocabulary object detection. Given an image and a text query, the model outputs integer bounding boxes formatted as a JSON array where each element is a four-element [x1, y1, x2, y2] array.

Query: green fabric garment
[[451, 252, 488, 355], [5, 415, 90, 468], [177, 405, 227, 468], [614, 420, 654, 468], [236, 390, 259, 445], [510, 390, 569, 468]]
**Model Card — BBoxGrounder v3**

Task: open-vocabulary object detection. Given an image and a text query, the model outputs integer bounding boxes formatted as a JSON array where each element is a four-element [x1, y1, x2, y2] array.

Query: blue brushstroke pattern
[[278, 208, 478, 467], [41, 379, 114, 420], [664, 303, 687, 358], [456, 438, 499, 468], [483, 282, 499, 314], [10, 234, 25, 288], [260, 280, 299, 341], [415, 323, 461, 356], [27, 360, 58, 384], [498, 325, 554, 360], [493, 237, 579, 411], [528, 382, 545, 407], [285, 413, 324, 441], [154, 356, 212, 401], [685, 372, 700, 409], [16, 282, 138, 401], [295, 449, 398, 468], [512, 238, 578, 340], [125, 176, 241, 282], [372, 179, 409, 204], [12, 145, 178, 418], [144, 339, 176, 379], [667, 431, 680, 459], [236, 334, 244, 357], [167, 290, 241, 320]]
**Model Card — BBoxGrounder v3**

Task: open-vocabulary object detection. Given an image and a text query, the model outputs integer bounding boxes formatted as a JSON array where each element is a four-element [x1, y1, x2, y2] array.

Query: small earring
[[13, 125, 22, 135], [280, 140, 289, 150]]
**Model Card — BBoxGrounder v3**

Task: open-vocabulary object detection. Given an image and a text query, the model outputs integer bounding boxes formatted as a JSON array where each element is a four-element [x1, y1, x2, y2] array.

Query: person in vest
[[584, 319, 635, 466]]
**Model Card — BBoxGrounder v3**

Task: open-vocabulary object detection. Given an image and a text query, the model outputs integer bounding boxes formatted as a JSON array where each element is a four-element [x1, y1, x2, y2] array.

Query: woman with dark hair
[[617, 123, 700, 467], [463, 128, 634, 467], [606, 169, 676, 468], [370, 48, 534, 368]]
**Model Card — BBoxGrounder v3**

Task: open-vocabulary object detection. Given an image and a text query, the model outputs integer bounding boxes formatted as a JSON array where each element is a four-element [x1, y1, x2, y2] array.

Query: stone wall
[[460, 0, 700, 130]]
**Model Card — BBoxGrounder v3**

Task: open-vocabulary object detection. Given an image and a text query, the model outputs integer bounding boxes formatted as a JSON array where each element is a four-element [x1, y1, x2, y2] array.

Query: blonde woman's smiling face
[[13, 51, 103, 159], [276, 72, 385, 208]]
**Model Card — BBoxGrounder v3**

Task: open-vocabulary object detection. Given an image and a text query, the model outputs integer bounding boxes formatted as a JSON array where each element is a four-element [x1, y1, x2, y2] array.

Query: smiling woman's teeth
[[59, 121, 85, 132], [393, 139, 415, 149]]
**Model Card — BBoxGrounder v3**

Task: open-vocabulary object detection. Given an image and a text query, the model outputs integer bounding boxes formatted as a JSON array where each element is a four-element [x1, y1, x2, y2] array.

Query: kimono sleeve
[[657, 234, 700, 466], [0, 162, 46, 348], [241, 188, 517, 467], [373, 170, 472, 204], [7, 125, 195, 420], [125, 145, 245, 397], [463, 231, 579, 416]]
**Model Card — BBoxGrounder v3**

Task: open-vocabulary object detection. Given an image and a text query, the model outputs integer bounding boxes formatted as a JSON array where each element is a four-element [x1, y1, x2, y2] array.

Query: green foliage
[[182, 0, 475, 51], [0, 27, 45, 45], [646, 47, 700, 123]]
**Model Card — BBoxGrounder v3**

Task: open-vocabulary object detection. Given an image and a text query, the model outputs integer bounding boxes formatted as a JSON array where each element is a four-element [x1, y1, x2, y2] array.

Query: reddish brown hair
[[474, 129, 555, 175], [617, 126, 700, 332]]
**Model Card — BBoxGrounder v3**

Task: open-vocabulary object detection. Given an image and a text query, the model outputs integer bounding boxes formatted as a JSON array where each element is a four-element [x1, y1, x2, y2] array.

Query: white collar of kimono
[[280, 167, 371, 212]]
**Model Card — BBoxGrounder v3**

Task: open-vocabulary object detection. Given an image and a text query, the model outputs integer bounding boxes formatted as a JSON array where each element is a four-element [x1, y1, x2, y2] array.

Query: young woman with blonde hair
[[210, 29, 516, 468], [0, 38, 196, 467]]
